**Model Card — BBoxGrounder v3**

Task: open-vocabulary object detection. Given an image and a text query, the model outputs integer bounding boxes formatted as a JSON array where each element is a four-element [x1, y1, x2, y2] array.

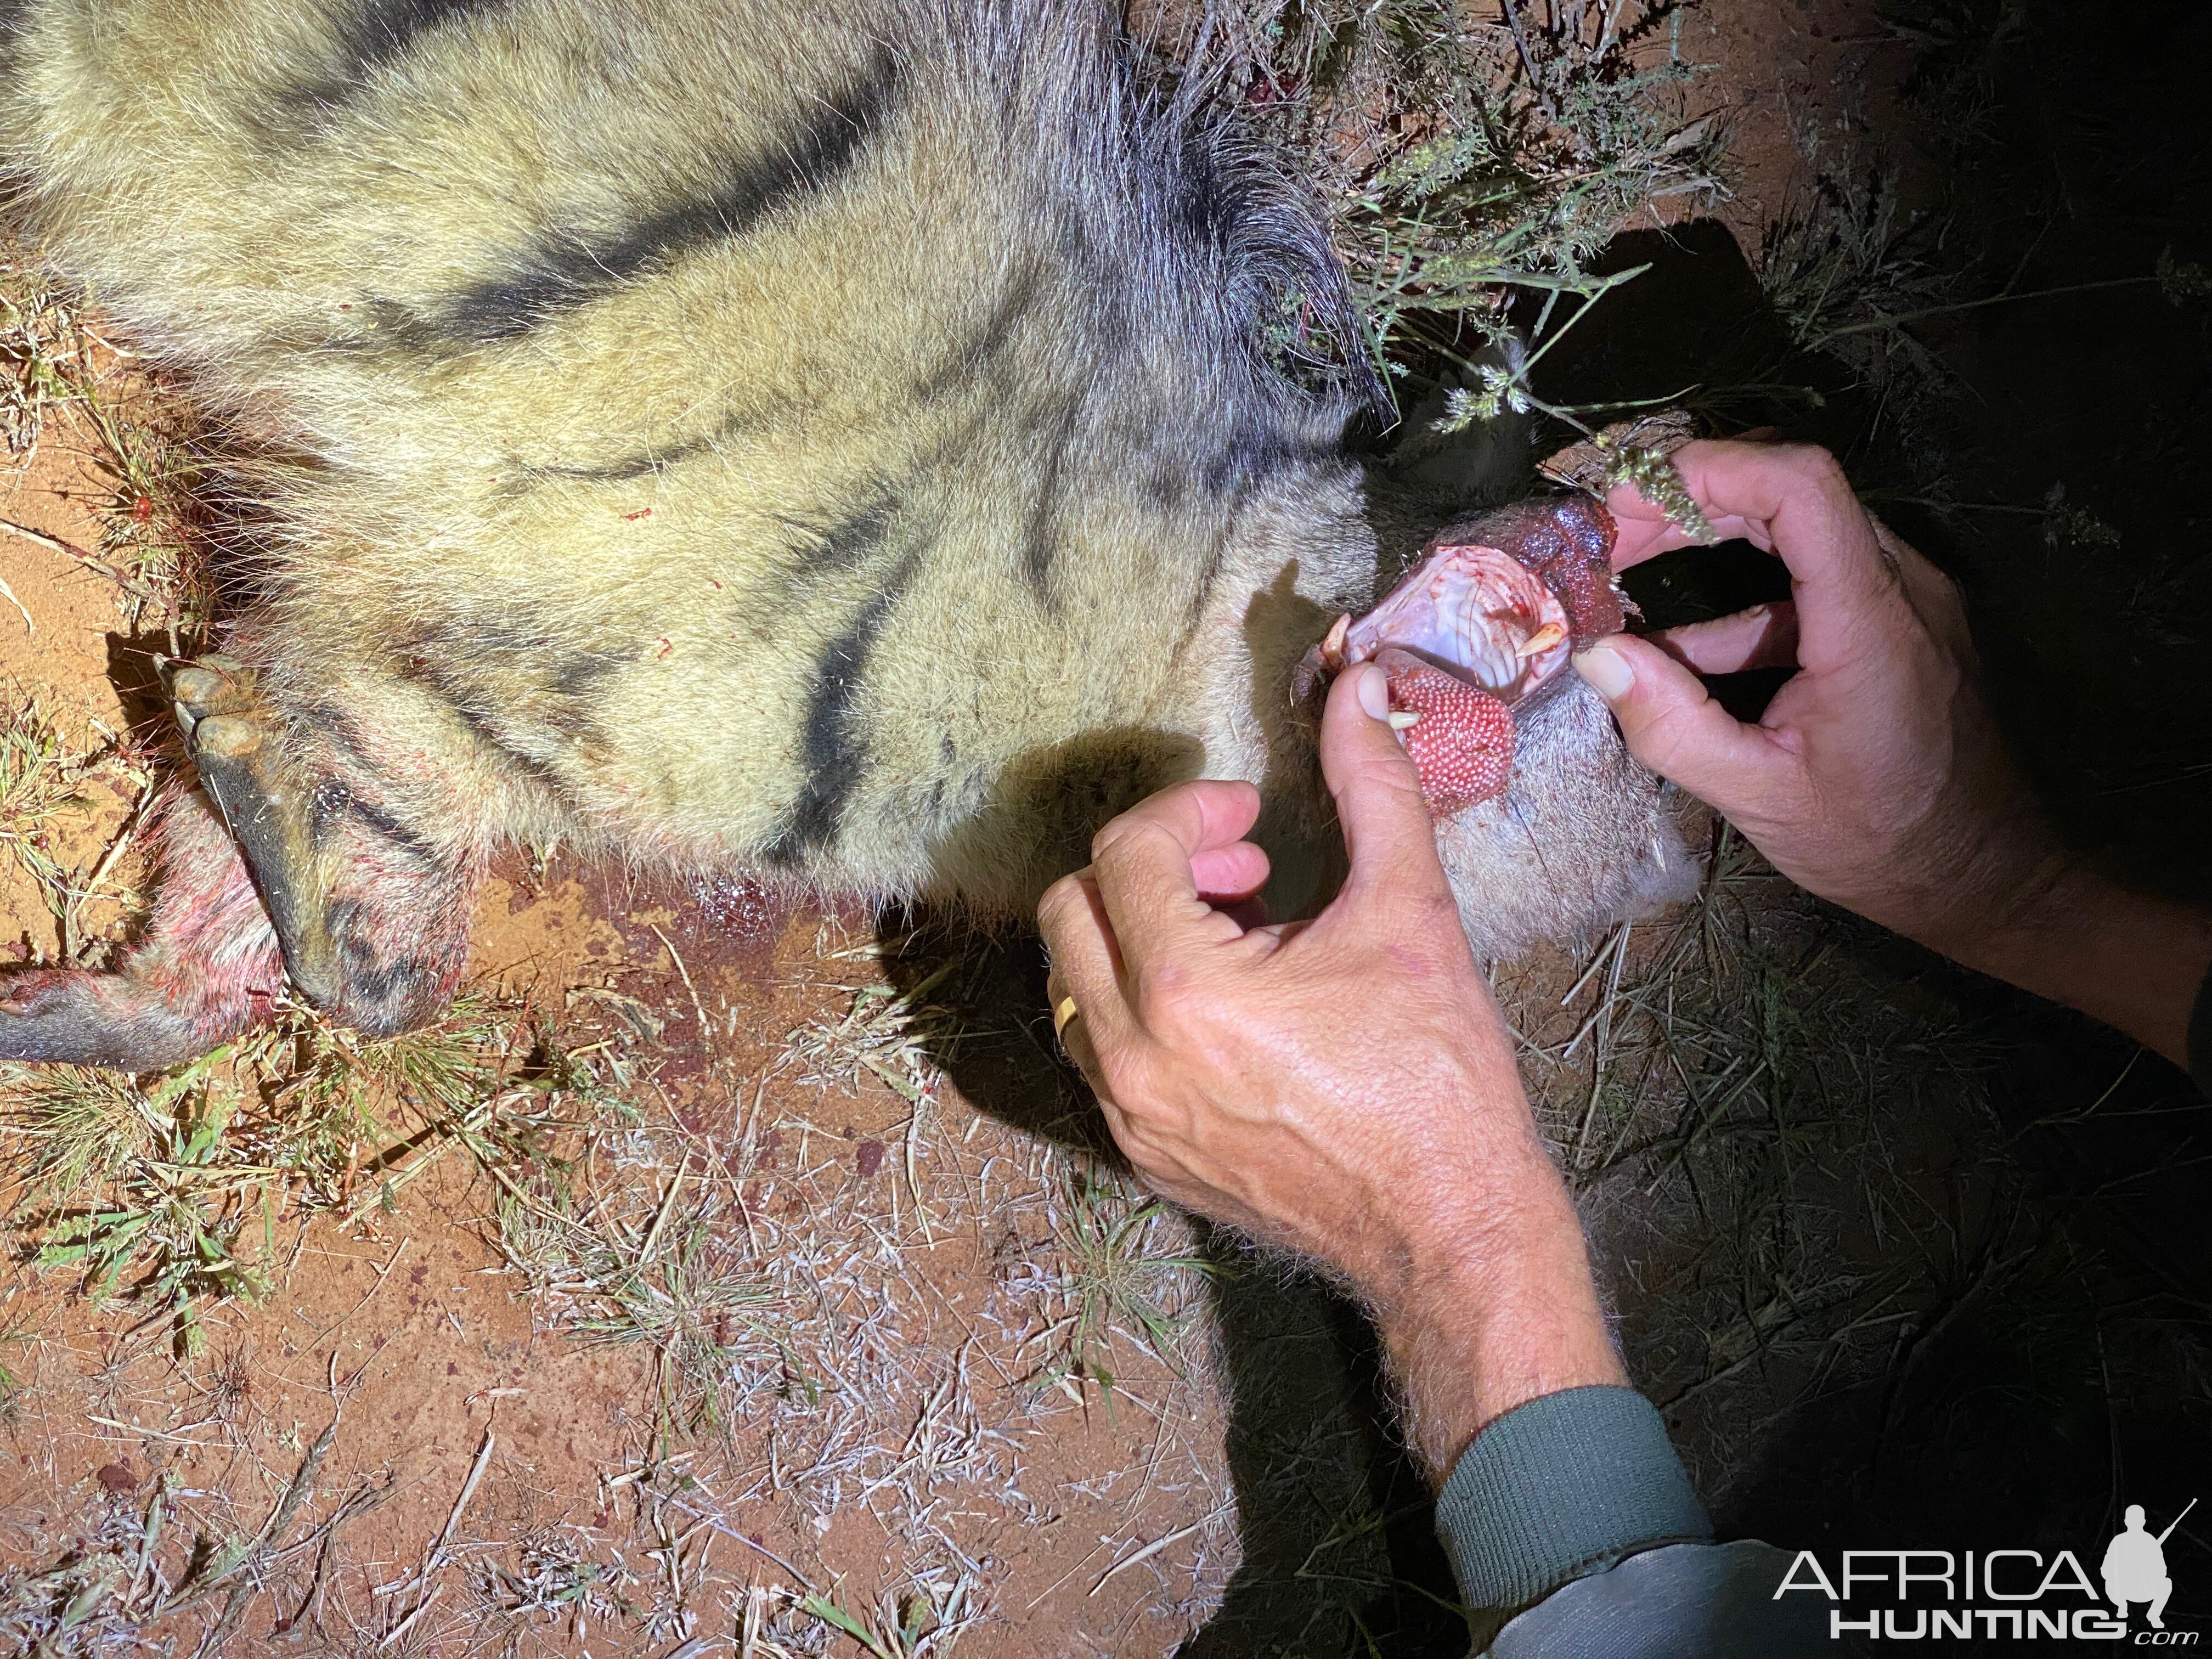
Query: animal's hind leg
[[0, 656, 479, 1070], [168, 656, 478, 1038], [0, 782, 284, 1069]]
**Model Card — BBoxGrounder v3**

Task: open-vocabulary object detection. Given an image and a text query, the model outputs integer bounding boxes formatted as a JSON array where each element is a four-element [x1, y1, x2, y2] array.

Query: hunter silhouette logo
[[1775, 1498, 2204, 1641], [2106, 1500, 2195, 1631]]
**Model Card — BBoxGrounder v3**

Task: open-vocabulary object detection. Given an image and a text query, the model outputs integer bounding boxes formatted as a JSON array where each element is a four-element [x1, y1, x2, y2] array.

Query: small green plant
[[0, 696, 90, 928], [787, 946, 967, 1104], [498, 1166, 781, 1441], [0, 1413, 385, 1657], [800, 1570, 986, 1659], [573, 1216, 778, 1437], [0, 261, 92, 463], [477, 1531, 642, 1635], [1757, 162, 1959, 411], [1039, 1167, 1218, 1410], [75, 391, 205, 597], [0, 246, 213, 635], [4, 995, 557, 1350], [4, 1060, 159, 1193], [33, 1102, 270, 1355]]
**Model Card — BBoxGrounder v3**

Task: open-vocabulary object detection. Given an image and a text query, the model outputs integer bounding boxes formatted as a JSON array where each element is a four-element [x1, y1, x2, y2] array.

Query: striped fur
[[0, 0, 1694, 1064]]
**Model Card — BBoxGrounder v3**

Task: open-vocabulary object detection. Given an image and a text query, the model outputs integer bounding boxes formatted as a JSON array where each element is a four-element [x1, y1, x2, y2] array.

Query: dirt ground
[[0, 3, 1949, 1656], [0, 427, 1240, 1652]]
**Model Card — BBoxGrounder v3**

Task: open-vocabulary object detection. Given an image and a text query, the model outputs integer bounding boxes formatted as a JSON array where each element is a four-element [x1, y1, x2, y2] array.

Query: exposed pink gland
[[1379, 650, 1516, 812], [1295, 495, 1627, 819]]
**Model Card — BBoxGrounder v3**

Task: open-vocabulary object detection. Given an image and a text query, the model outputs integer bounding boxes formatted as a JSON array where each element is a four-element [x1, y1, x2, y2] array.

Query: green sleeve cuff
[[1436, 1384, 1713, 1615]]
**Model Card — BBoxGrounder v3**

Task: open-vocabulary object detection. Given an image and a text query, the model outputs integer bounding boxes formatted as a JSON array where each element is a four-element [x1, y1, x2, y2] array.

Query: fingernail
[[1572, 644, 1634, 701], [1353, 663, 1391, 721]]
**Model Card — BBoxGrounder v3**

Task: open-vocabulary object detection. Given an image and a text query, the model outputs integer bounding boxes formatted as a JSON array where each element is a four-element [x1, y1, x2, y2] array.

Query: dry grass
[[1, 996, 565, 1357], [1143, 0, 1729, 425], [1030, 1167, 1217, 1412], [0, 1409, 390, 1658], [0, 257, 213, 633], [797, 1567, 990, 1658], [495, 1143, 784, 1445], [1495, 822, 2021, 1494], [0, 696, 94, 934], [785, 935, 976, 1108], [0, 261, 94, 466]]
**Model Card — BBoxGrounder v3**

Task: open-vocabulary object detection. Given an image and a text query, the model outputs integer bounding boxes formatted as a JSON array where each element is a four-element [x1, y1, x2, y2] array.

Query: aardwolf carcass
[[0, 0, 1694, 1068]]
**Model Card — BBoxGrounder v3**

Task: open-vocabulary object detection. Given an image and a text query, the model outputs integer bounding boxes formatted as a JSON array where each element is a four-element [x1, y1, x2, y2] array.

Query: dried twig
[[0, 516, 165, 603], [376, 1428, 494, 1645]]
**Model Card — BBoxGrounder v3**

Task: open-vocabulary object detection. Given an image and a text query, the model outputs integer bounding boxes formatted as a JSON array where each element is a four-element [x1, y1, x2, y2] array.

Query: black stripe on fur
[[440, 46, 903, 345], [763, 556, 917, 864], [278, 0, 504, 117], [912, 262, 1043, 403], [808, 496, 900, 573], [307, 777, 439, 864], [1022, 396, 1081, 599]]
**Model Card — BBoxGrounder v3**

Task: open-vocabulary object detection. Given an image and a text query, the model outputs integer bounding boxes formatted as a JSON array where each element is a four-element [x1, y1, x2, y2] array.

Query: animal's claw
[[166, 654, 259, 737], [191, 714, 266, 761]]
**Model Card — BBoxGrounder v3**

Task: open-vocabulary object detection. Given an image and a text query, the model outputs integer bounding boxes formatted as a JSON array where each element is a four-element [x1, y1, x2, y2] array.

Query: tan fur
[[0, 0, 1692, 1051]]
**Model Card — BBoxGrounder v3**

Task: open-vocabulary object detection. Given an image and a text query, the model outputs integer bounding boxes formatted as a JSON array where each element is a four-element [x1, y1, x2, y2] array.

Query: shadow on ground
[[882, 924, 1469, 1656]]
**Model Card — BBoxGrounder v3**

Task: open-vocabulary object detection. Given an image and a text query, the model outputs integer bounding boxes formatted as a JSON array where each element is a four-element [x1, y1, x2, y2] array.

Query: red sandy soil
[[1692, 0, 1922, 242]]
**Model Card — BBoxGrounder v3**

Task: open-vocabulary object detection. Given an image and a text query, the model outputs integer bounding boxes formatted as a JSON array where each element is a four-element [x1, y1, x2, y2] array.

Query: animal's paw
[[160, 661, 471, 1037], [167, 654, 286, 783], [166, 653, 262, 737], [160, 654, 347, 1007]]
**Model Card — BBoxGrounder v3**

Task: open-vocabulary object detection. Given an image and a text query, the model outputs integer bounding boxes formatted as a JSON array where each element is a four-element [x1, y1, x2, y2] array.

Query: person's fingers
[[1038, 870, 1136, 1088], [1043, 978, 1108, 1093], [1190, 839, 1271, 902], [1604, 482, 1775, 569], [1039, 871, 1127, 1009], [1609, 513, 1778, 570], [1650, 601, 1801, 675], [1665, 444, 1898, 646], [1571, 632, 1802, 814], [1087, 780, 1259, 984], [1316, 664, 1454, 905]]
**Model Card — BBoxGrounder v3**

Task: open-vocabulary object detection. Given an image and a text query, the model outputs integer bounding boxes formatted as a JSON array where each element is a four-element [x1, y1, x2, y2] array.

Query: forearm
[[1937, 856, 2212, 1070], [1374, 1164, 1627, 1479]]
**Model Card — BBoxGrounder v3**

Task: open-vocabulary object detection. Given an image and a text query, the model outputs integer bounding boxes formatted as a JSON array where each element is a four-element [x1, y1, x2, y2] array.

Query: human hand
[[1037, 665, 1623, 1475], [1581, 440, 2212, 1066], [1577, 439, 2061, 962]]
